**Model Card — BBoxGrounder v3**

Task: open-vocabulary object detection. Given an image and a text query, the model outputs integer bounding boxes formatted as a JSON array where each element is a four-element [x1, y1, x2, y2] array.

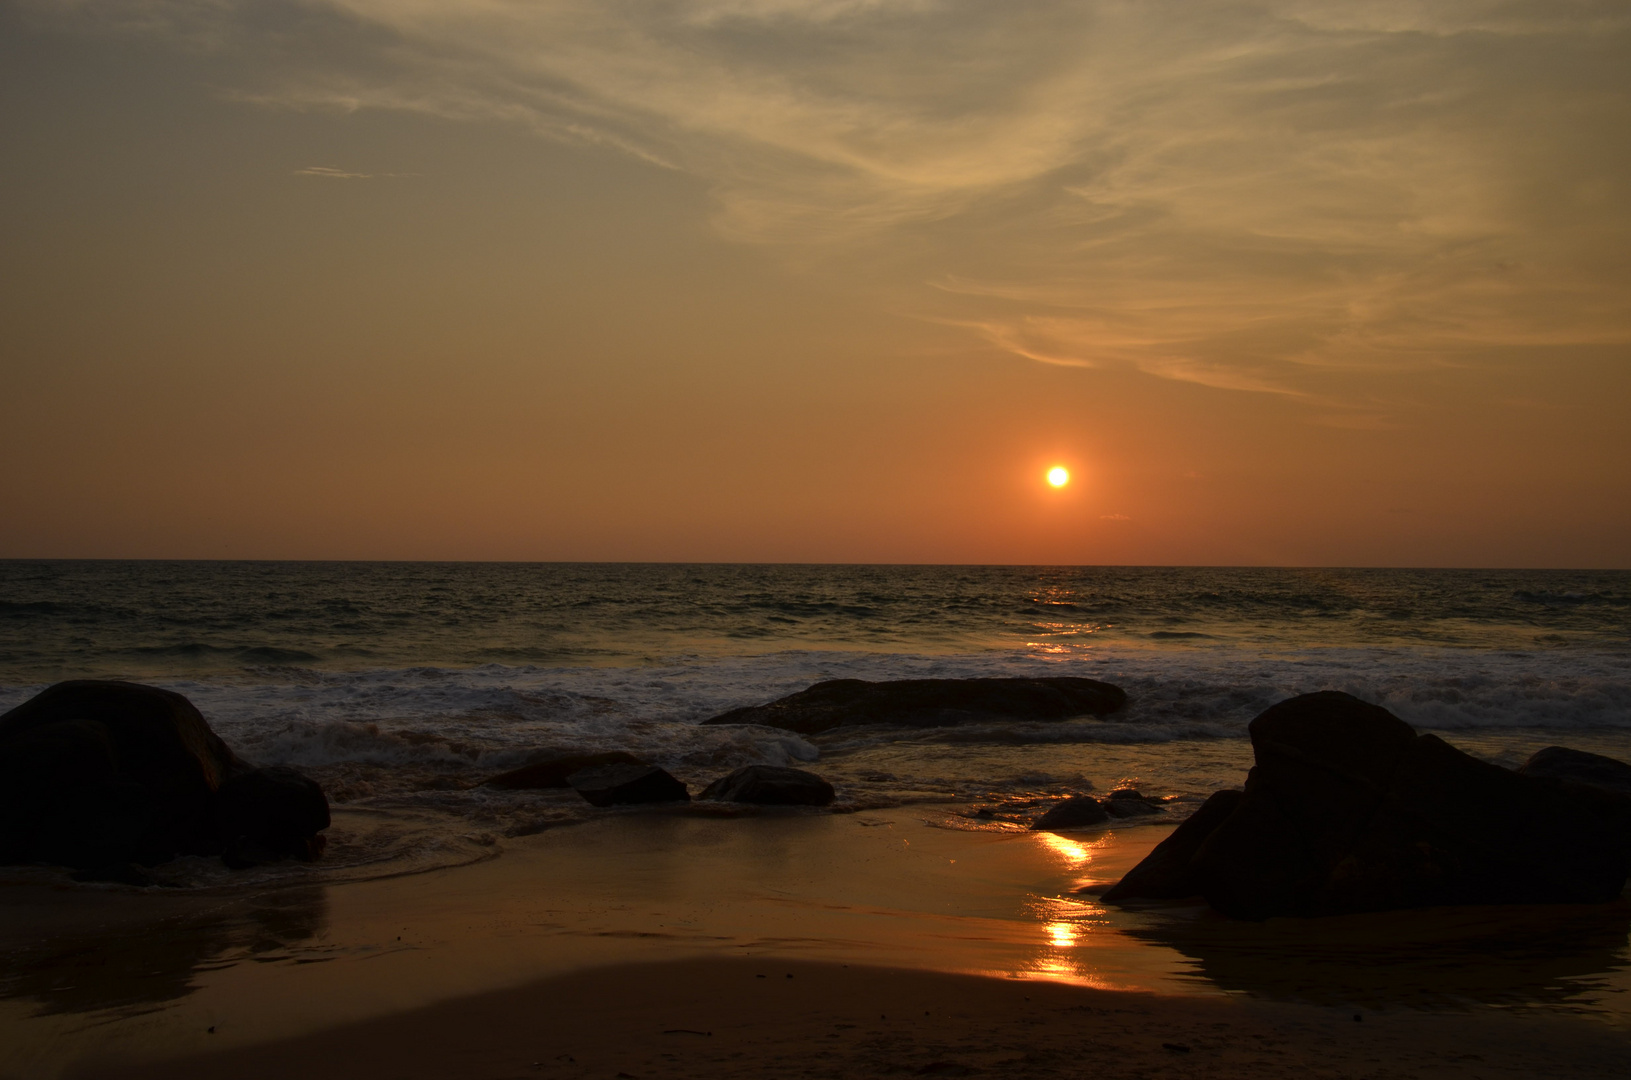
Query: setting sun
[[1047, 466, 1070, 488]]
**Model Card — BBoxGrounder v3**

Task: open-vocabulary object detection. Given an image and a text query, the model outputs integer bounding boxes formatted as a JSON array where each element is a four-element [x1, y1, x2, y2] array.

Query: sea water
[[1, 561, 1628, 886]]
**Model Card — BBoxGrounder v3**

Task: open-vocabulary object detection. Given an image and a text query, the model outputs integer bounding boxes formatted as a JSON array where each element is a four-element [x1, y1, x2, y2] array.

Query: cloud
[[24, 1, 1631, 405], [293, 165, 369, 179]]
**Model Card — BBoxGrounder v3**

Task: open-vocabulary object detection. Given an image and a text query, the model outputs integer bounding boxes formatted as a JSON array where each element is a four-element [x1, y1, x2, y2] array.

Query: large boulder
[[484, 751, 646, 790], [1104, 692, 1631, 919], [701, 677, 1126, 736], [567, 763, 690, 807], [0, 681, 329, 872], [699, 765, 835, 806]]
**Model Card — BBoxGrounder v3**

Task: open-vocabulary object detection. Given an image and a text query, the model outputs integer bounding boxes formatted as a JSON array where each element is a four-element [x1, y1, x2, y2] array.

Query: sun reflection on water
[[1032, 831, 1091, 866], [1018, 831, 1131, 985]]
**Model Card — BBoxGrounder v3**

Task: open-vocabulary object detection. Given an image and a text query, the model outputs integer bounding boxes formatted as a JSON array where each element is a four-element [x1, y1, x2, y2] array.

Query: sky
[[2, 0, 1628, 566]]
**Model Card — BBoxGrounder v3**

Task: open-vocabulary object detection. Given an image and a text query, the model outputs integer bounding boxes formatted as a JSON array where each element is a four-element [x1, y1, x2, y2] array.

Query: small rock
[[698, 765, 835, 806], [483, 752, 646, 790], [567, 763, 689, 807], [1105, 796, 1164, 818], [1031, 796, 1109, 831]]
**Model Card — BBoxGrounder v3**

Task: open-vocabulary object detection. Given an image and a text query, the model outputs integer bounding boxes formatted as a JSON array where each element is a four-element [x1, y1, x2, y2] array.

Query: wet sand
[[78, 955, 1631, 1080], [4, 809, 1630, 1078]]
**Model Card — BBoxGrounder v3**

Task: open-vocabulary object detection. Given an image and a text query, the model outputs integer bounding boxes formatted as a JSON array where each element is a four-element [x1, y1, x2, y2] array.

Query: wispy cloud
[[30, 0, 1631, 405], [293, 165, 370, 179]]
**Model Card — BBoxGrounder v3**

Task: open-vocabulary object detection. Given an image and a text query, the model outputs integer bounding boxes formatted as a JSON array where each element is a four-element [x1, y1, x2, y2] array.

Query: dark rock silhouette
[[1519, 745, 1631, 797], [567, 763, 690, 806], [701, 676, 1126, 735], [1105, 792, 1165, 818], [216, 766, 330, 867], [1032, 796, 1109, 831], [699, 765, 835, 806], [0, 886, 328, 1015], [0, 681, 329, 873], [1100, 789, 1244, 902], [1104, 691, 1631, 919], [1033, 790, 1165, 831], [484, 751, 645, 790]]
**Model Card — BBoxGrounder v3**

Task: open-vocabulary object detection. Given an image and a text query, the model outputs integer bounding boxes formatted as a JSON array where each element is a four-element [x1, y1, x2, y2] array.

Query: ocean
[[2, 561, 1629, 887]]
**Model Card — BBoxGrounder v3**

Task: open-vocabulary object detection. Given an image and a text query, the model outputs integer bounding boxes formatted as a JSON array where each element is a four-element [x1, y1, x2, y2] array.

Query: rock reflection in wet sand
[[1119, 899, 1631, 1013], [0, 887, 329, 1018]]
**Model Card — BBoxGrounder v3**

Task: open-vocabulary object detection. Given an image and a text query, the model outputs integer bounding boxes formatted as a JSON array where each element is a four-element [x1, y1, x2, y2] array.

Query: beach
[[3, 563, 1630, 1076], [78, 956, 1631, 1080], [6, 807, 1631, 1078]]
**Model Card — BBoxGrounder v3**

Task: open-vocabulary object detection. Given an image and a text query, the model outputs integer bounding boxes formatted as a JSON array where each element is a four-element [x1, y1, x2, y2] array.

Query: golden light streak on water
[[1033, 831, 1092, 867]]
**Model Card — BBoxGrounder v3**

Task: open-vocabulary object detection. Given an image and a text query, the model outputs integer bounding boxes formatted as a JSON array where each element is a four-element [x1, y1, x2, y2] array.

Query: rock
[[701, 677, 1126, 735], [1100, 789, 1244, 902], [484, 751, 646, 790], [698, 765, 835, 806], [214, 766, 330, 858], [1104, 692, 1631, 919], [1519, 746, 1631, 797], [1105, 795, 1164, 818], [567, 763, 690, 807], [0, 681, 242, 865], [1032, 796, 1109, 831], [0, 681, 329, 873]]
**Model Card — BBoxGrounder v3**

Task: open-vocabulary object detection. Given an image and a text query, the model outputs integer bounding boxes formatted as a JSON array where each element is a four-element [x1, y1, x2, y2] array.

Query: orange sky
[[2, 2, 1628, 565]]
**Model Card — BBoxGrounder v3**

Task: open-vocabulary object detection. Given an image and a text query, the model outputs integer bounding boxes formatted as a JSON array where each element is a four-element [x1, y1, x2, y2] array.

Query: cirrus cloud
[[24, 0, 1631, 407]]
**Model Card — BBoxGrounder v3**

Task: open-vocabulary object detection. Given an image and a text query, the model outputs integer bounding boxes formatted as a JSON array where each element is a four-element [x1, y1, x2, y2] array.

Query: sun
[[1046, 466, 1070, 488]]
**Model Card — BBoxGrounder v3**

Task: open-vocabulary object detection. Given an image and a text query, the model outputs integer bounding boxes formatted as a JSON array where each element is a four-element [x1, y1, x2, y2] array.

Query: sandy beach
[[5, 808, 1630, 1079], [78, 955, 1631, 1080]]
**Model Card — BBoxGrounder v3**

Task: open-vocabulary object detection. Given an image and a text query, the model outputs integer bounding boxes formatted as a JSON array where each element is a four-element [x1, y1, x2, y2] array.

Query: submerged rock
[[1104, 692, 1631, 919], [699, 765, 835, 806], [0, 680, 329, 873], [567, 763, 690, 807], [701, 676, 1126, 736], [484, 751, 646, 790]]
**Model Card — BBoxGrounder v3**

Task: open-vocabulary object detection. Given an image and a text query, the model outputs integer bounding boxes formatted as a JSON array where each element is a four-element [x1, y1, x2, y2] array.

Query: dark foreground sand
[[79, 956, 1630, 1080]]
